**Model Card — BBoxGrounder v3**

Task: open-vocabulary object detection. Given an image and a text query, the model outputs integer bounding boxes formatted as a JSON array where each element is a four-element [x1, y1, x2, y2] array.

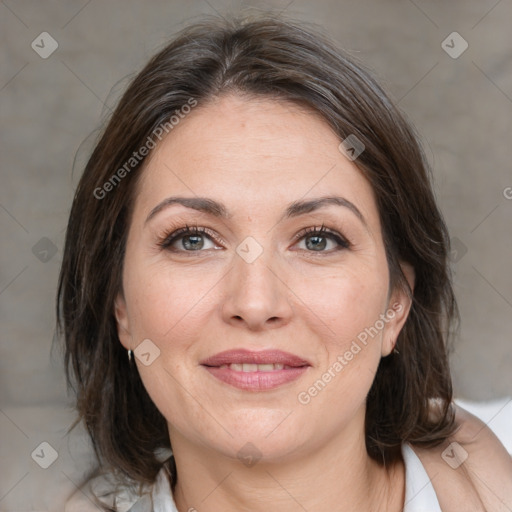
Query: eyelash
[[157, 224, 220, 252], [293, 225, 351, 252], [156, 223, 351, 254]]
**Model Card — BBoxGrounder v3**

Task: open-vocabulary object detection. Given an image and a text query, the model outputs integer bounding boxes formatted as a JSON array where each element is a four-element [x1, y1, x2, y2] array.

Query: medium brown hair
[[57, 13, 457, 490]]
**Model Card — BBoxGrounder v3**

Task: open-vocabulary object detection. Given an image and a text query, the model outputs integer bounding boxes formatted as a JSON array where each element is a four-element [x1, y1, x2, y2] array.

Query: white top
[[71, 443, 440, 512], [402, 443, 441, 512]]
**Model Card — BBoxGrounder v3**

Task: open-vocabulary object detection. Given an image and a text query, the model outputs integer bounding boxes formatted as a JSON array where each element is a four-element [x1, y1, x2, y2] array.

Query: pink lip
[[200, 349, 311, 367], [200, 349, 311, 391]]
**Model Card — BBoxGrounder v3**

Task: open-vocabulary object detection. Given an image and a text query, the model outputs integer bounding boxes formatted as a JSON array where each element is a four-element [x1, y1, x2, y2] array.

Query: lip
[[200, 349, 311, 391], [200, 349, 311, 368]]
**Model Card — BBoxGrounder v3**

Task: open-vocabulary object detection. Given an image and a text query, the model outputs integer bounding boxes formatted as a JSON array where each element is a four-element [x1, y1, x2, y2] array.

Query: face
[[114, 94, 412, 463]]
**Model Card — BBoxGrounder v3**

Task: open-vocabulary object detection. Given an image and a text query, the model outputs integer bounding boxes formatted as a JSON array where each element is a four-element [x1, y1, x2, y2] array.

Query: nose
[[221, 249, 293, 331]]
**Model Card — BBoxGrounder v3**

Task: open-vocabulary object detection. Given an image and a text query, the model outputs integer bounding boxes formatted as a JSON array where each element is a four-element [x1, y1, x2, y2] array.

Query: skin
[[113, 93, 443, 511], [414, 403, 512, 511]]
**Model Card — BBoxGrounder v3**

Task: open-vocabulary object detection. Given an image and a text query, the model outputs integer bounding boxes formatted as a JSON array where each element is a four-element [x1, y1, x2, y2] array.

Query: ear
[[381, 262, 415, 357], [114, 292, 133, 351]]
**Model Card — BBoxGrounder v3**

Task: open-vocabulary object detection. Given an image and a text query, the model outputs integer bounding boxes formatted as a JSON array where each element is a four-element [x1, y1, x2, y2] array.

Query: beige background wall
[[0, 1, 511, 509]]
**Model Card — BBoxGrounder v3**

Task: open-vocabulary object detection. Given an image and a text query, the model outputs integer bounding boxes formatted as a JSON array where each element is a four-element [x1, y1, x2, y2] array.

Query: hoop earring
[[128, 349, 133, 362]]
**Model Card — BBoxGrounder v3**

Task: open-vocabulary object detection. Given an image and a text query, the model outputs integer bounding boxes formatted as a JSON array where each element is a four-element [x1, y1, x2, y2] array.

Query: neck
[[168, 414, 405, 512]]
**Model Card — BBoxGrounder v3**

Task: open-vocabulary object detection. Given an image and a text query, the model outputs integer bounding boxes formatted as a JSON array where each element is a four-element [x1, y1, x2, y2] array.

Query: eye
[[157, 225, 221, 252], [157, 223, 350, 254], [294, 225, 350, 252]]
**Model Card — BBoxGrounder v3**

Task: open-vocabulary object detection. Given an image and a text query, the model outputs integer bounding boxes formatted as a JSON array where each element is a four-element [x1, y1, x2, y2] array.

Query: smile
[[200, 349, 311, 391]]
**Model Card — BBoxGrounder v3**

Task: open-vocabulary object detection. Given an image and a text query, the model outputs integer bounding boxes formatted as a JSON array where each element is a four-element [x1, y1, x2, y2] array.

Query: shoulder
[[450, 403, 512, 508], [412, 401, 512, 512]]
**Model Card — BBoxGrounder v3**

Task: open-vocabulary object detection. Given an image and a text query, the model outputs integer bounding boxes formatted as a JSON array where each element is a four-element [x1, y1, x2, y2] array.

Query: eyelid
[[156, 224, 225, 250], [293, 224, 351, 249]]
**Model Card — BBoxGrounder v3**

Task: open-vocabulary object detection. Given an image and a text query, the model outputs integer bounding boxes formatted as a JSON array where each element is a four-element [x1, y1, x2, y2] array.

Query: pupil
[[307, 235, 326, 251], [184, 235, 203, 250]]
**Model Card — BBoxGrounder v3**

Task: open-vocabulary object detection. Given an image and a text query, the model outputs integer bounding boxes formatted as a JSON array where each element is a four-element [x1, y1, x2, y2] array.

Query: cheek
[[290, 261, 389, 348], [123, 263, 220, 429], [294, 270, 387, 419], [290, 262, 388, 400], [125, 261, 220, 343]]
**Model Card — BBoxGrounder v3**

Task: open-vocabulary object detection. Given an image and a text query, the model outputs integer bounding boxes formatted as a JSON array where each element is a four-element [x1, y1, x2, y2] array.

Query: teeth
[[257, 364, 277, 372], [223, 363, 287, 372]]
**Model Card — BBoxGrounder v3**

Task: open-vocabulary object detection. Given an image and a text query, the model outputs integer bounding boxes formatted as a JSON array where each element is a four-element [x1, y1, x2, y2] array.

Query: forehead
[[134, 94, 379, 225]]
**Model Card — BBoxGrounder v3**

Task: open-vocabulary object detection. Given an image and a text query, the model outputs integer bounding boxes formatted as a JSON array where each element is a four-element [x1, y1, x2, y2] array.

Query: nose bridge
[[234, 238, 279, 302], [221, 236, 292, 329]]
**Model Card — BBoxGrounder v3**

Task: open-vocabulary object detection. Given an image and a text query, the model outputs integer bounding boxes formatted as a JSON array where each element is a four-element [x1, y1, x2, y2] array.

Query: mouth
[[214, 362, 300, 372], [200, 349, 311, 391]]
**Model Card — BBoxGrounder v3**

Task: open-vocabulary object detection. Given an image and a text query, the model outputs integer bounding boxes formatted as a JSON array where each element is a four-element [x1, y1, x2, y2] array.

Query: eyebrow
[[144, 195, 367, 227]]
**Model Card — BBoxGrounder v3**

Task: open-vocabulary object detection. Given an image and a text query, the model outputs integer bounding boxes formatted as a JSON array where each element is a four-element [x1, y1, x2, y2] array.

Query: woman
[[58, 14, 512, 512]]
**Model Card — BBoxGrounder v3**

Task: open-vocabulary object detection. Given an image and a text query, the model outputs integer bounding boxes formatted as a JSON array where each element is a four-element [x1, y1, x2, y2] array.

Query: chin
[[208, 411, 309, 462]]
